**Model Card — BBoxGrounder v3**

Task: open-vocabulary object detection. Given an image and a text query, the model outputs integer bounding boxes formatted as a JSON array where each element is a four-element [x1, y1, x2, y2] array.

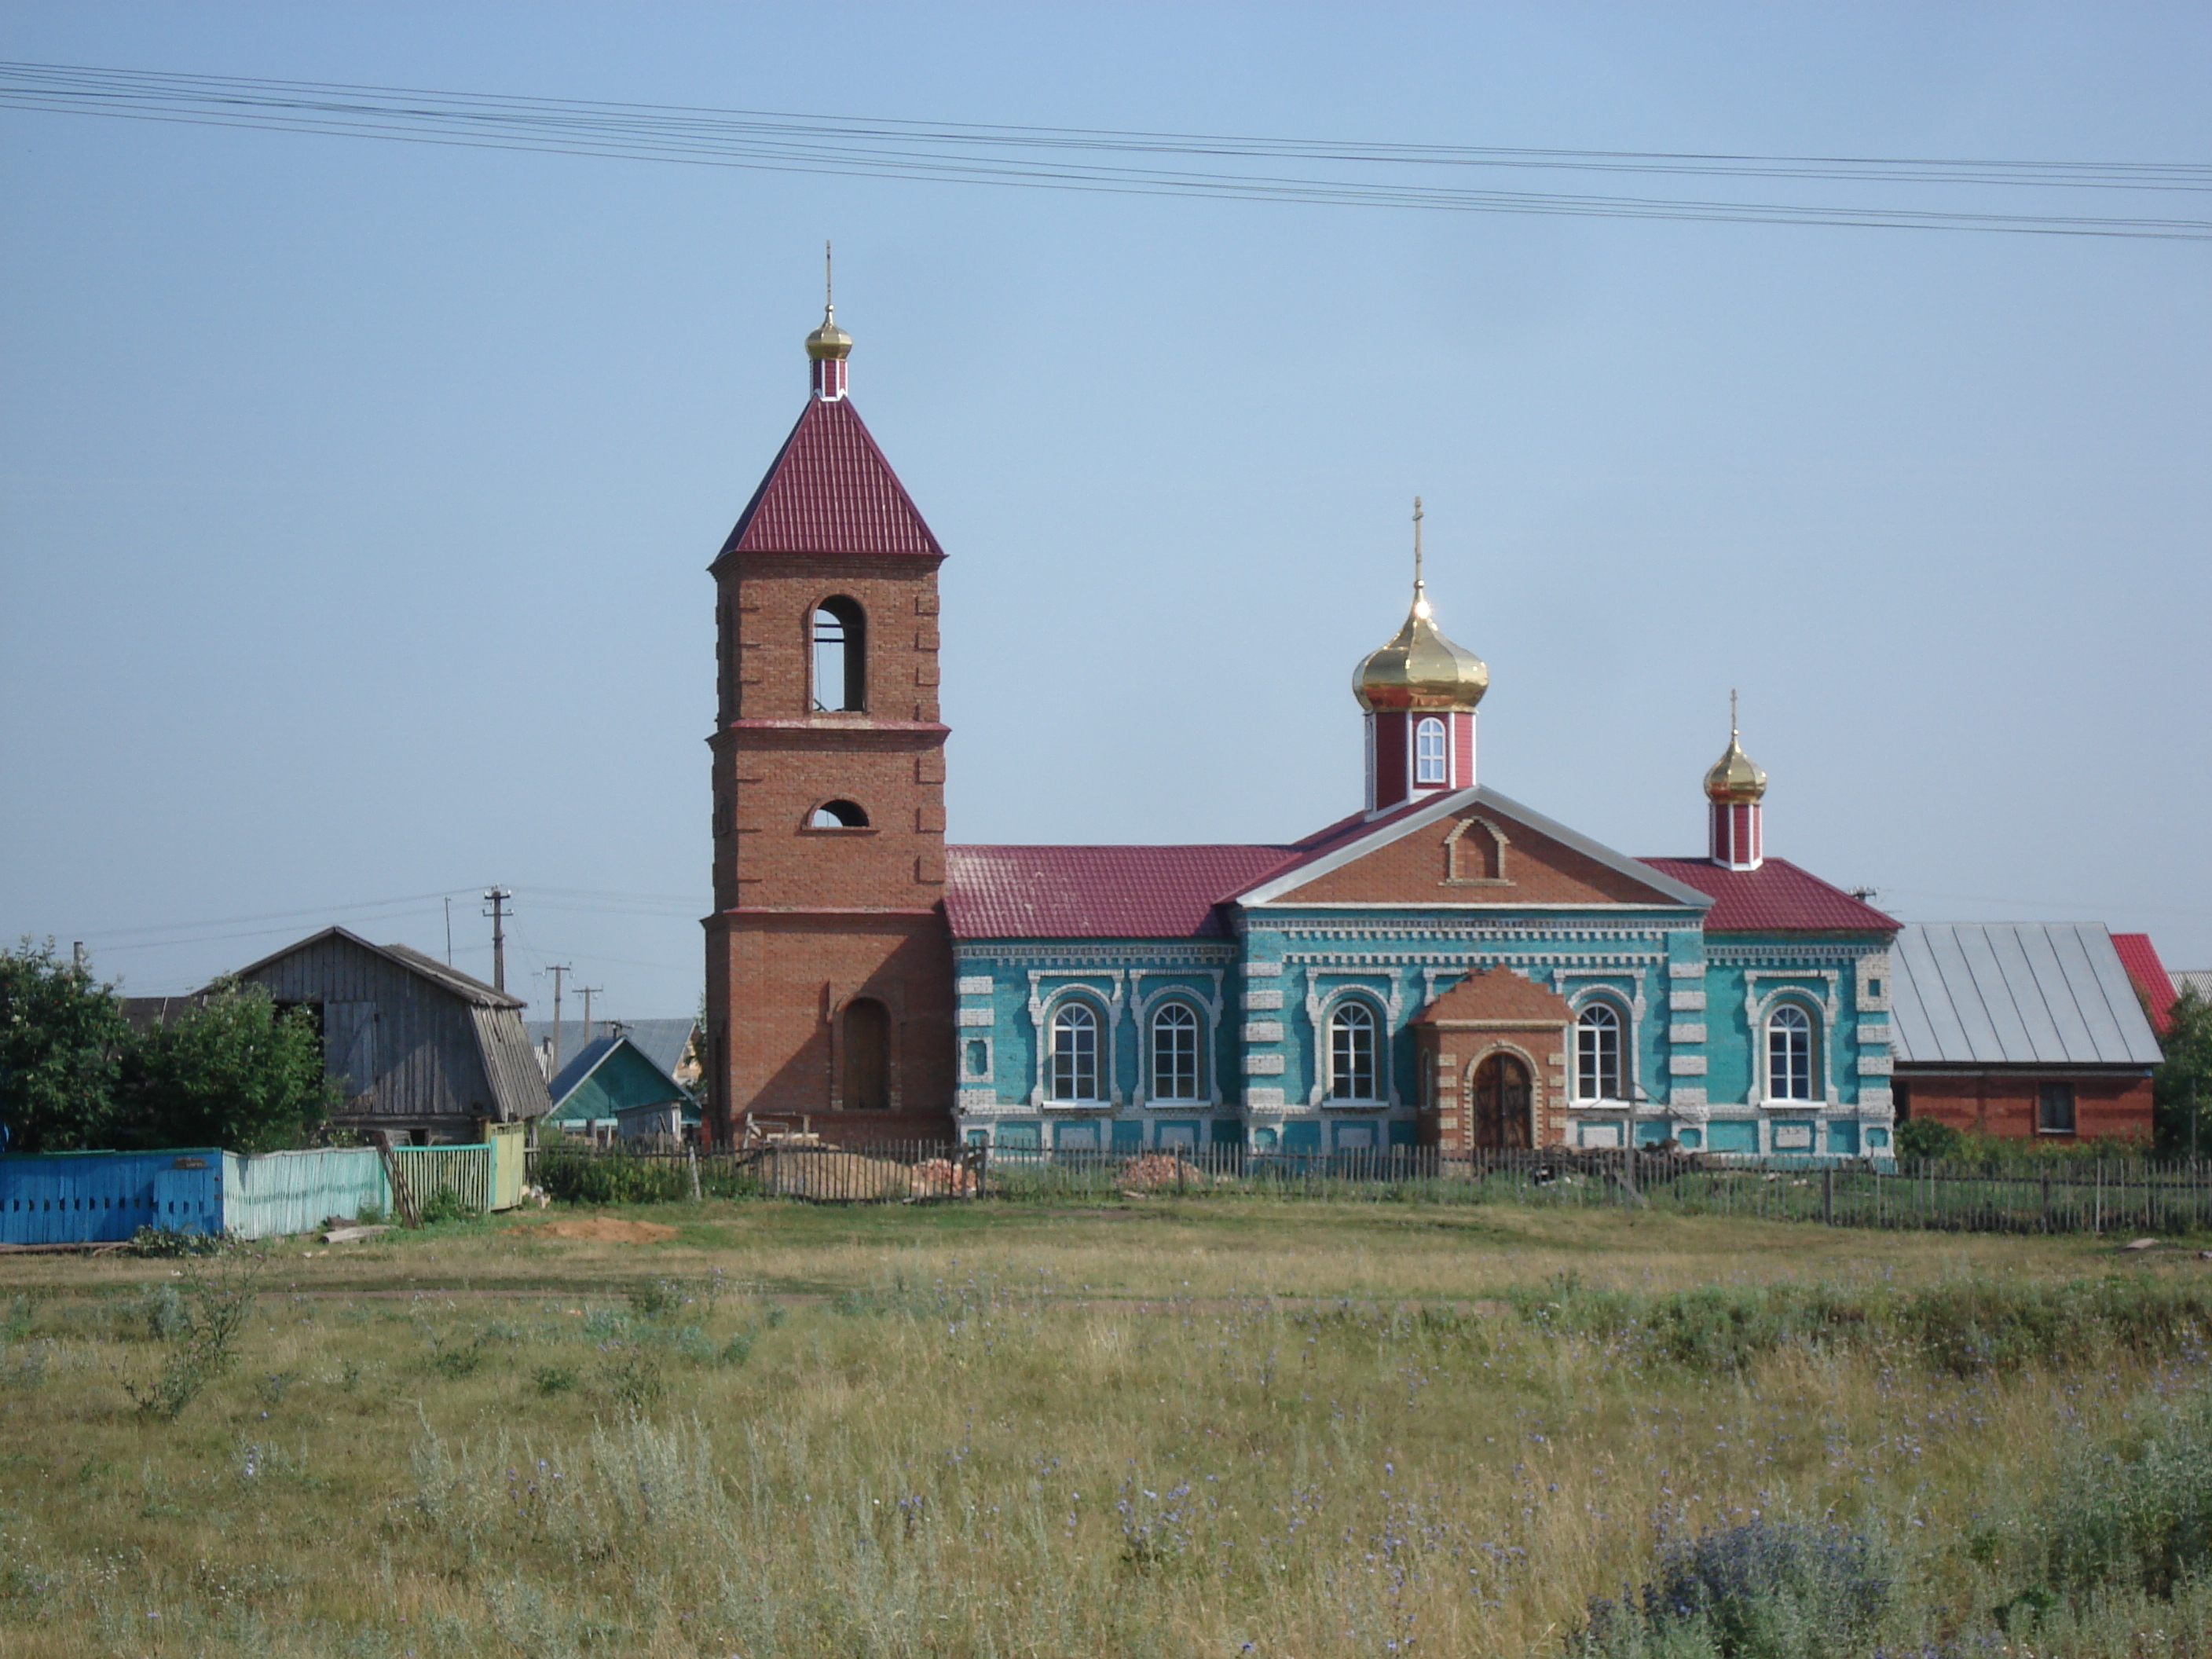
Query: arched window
[[1328, 1000, 1379, 1101], [842, 998, 889, 1110], [1049, 1001, 1101, 1102], [811, 596, 867, 712], [1575, 1002, 1622, 1102], [1767, 1003, 1815, 1101], [1415, 716, 1448, 786], [808, 800, 869, 829], [1151, 1002, 1200, 1101]]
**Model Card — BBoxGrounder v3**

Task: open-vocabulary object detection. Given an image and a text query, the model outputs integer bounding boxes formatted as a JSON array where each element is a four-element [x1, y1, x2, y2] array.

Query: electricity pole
[[545, 964, 573, 1075], [578, 984, 603, 1042], [482, 887, 513, 993]]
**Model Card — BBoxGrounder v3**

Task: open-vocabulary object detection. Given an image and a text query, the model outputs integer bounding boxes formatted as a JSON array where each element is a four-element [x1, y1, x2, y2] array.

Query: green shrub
[[417, 1185, 478, 1226], [122, 1253, 264, 1420], [1573, 1519, 1892, 1658], [1893, 1117, 1961, 1161], [533, 1149, 690, 1205]]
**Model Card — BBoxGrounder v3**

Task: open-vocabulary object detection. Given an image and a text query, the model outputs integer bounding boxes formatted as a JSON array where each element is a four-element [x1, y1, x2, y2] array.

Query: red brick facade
[[701, 416, 958, 1144], [1895, 1071, 2153, 1145]]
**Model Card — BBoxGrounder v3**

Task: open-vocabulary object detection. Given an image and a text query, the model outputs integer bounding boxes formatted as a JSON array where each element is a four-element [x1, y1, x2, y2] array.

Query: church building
[[702, 305, 1899, 1162]]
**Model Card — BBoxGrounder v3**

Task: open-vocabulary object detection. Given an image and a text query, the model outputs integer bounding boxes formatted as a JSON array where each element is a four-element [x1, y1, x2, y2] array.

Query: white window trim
[[1571, 996, 1629, 1105], [1046, 997, 1106, 1106], [1414, 716, 1448, 786], [1026, 970, 1124, 1108], [1302, 972, 1403, 1108], [1146, 998, 1206, 1105], [1129, 971, 1225, 1107], [1762, 1000, 1819, 1106], [1323, 996, 1385, 1107]]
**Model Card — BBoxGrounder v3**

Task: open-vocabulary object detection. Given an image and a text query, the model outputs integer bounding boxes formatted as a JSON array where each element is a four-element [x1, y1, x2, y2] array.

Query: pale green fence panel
[[488, 1124, 527, 1211], [222, 1148, 389, 1240], [386, 1144, 493, 1216]]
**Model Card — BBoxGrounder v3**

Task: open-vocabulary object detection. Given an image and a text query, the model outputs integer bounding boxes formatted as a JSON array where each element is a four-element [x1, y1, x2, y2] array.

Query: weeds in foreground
[[117, 1251, 265, 1420]]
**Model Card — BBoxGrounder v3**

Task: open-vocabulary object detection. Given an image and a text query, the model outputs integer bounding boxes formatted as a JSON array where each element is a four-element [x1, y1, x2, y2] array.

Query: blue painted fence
[[0, 1144, 518, 1244]]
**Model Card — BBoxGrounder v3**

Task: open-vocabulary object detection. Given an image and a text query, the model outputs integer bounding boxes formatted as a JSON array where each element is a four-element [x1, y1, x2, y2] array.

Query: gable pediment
[[1240, 787, 1712, 911]]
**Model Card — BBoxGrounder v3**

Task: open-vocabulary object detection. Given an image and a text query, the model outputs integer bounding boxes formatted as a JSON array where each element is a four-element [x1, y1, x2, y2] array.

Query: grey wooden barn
[[234, 927, 550, 1142]]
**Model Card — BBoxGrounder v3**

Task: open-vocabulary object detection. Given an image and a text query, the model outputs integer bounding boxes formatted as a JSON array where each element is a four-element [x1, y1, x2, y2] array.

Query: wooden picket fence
[[525, 1141, 2212, 1236]]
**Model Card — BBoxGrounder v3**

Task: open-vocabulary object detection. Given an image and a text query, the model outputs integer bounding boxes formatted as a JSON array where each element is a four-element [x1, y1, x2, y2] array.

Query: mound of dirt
[[527, 1216, 678, 1243]]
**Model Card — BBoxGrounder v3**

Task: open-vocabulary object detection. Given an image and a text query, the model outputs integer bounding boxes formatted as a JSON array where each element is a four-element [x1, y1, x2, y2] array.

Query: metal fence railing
[[522, 1141, 2212, 1236]]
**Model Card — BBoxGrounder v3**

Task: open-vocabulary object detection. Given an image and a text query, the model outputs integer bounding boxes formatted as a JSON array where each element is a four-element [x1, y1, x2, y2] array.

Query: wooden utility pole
[[577, 985, 603, 1042], [545, 963, 573, 1074], [482, 887, 513, 993]]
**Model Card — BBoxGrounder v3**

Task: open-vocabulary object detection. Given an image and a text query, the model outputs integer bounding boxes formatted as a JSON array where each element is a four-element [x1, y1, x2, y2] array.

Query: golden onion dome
[[804, 305, 852, 362], [1353, 580, 1489, 713], [1704, 727, 1768, 804]]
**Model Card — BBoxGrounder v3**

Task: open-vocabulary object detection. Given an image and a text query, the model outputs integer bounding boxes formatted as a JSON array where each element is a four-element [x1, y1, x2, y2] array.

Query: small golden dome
[[1353, 582, 1489, 713], [804, 305, 852, 362], [1704, 728, 1767, 804]]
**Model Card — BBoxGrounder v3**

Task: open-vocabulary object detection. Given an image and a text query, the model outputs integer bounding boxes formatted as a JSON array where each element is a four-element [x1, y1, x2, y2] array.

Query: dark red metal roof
[[717, 397, 943, 560], [1639, 857, 1897, 932], [2111, 932, 2179, 1036], [945, 844, 1296, 939]]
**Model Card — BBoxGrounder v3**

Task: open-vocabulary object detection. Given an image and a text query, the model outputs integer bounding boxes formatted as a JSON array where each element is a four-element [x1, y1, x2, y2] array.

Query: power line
[[3, 60, 2207, 240]]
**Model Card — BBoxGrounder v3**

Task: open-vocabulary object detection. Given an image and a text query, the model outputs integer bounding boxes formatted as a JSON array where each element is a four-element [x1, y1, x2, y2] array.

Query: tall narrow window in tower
[[1151, 1002, 1199, 1101], [842, 998, 890, 1109], [811, 596, 868, 712], [1767, 1003, 1814, 1101], [1575, 1002, 1623, 1101], [1049, 1002, 1100, 1102], [1328, 1001, 1379, 1101], [1415, 717, 1448, 785]]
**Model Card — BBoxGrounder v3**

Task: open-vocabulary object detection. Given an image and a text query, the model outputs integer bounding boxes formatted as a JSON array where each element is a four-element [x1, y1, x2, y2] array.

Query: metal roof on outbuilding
[[1889, 923, 2164, 1068]]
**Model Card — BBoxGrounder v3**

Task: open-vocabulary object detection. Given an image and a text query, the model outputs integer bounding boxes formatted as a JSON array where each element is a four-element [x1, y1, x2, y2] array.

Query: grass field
[[4, 1196, 2212, 1657]]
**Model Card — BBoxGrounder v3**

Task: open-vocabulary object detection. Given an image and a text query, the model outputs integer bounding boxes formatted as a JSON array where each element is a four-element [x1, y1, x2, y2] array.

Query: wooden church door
[[1470, 1053, 1533, 1149]]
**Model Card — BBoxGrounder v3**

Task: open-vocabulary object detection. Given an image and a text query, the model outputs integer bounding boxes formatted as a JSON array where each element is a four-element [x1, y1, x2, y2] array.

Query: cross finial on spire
[[1730, 687, 1739, 740], [824, 239, 833, 318], [1409, 496, 1432, 619]]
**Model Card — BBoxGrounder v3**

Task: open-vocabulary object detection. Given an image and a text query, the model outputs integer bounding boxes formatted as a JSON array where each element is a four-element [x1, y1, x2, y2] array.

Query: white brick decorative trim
[[1858, 1086, 1895, 1115], [955, 976, 993, 997], [1855, 953, 1892, 1013], [1245, 1053, 1285, 1075], [1247, 961, 1284, 978], [1669, 990, 1707, 1013], [1243, 1021, 1284, 1043], [954, 1008, 994, 1027], [955, 1088, 997, 1110], [1669, 1024, 1708, 1045], [1668, 1087, 1708, 1112], [1857, 1022, 1891, 1044], [1244, 1087, 1286, 1111], [1858, 1053, 1894, 1076], [1241, 989, 1284, 1011], [1669, 1055, 1709, 1076], [1669, 961, 1706, 980]]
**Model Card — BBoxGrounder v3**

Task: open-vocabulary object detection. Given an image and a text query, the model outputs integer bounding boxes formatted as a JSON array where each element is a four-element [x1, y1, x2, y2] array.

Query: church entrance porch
[[1408, 966, 1572, 1153]]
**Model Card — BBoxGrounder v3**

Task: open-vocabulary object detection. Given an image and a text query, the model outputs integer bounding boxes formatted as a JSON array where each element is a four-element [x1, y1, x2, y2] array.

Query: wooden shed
[[233, 927, 550, 1143]]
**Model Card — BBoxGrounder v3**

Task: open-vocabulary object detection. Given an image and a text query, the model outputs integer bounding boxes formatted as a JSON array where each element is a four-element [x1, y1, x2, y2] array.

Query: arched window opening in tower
[[1415, 716, 1448, 786], [1328, 1000, 1379, 1101], [1575, 1002, 1623, 1102], [842, 998, 890, 1110], [808, 800, 870, 829], [1151, 1002, 1200, 1101], [811, 596, 868, 712], [1767, 1002, 1815, 1101], [1049, 1001, 1101, 1102]]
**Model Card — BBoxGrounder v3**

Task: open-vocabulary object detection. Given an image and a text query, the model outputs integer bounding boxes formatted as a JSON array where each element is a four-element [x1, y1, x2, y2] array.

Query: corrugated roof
[[1639, 858, 1896, 932], [2111, 933, 2180, 1038], [944, 844, 1295, 939], [716, 397, 942, 560], [526, 1018, 695, 1082], [1889, 923, 2164, 1068], [2177, 969, 2212, 1002]]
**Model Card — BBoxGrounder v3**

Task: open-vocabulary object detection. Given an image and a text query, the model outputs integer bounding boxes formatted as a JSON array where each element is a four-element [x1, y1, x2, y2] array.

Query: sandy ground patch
[[525, 1215, 678, 1243]]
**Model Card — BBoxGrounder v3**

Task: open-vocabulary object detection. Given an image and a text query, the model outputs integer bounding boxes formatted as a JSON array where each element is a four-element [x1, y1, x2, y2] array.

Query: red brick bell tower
[[701, 297, 956, 1144]]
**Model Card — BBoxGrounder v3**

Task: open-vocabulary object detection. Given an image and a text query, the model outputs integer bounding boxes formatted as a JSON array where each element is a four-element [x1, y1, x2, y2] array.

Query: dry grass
[[0, 1198, 2209, 1656]]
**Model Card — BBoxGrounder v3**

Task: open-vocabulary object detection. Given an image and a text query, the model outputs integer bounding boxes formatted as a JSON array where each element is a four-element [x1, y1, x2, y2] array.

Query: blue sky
[[3, 3, 2207, 1016]]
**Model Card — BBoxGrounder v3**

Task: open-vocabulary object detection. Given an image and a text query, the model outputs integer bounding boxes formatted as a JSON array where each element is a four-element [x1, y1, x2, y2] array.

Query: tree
[[115, 980, 337, 1153], [2153, 985, 2212, 1159], [0, 938, 127, 1153]]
